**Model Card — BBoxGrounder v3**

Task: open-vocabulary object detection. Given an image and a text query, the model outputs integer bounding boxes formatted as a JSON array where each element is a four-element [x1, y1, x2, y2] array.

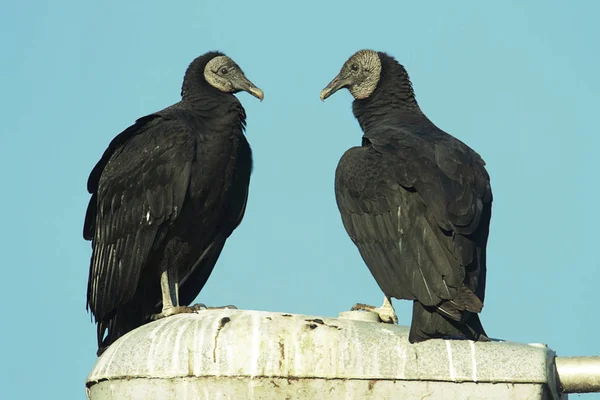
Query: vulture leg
[[352, 295, 399, 324], [151, 268, 195, 320]]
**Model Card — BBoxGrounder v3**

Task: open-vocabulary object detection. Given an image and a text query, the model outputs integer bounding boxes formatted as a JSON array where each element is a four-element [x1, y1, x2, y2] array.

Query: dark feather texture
[[84, 52, 254, 355], [333, 51, 492, 342]]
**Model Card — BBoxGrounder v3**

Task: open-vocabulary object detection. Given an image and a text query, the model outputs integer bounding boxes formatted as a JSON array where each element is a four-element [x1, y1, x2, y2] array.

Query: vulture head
[[182, 52, 264, 101], [320, 49, 382, 101]]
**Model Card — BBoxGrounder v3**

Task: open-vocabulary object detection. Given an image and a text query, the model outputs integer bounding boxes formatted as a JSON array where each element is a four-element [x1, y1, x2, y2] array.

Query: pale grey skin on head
[[203, 56, 264, 101], [320, 49, 491, 343], [320, 50, 382, 101]]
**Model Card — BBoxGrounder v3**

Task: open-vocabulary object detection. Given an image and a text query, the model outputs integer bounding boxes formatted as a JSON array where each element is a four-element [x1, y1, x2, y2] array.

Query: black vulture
[[84, 51, 263, 356], [320, 50, 492, 343]]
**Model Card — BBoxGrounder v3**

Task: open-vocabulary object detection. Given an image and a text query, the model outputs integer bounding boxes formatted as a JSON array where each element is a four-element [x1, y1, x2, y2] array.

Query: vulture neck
[[181, 70, 232, 109], [181, 78, 246, 131], [352, 56, 427, 133]]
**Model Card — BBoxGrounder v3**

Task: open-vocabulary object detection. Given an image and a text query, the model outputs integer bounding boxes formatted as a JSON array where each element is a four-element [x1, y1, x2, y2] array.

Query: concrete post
[[85, 309, 591, 399]]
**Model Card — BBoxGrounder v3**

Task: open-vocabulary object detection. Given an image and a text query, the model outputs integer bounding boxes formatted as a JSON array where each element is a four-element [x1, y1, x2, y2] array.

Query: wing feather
[[85, 116, 194, 324], [335, 131, 491, 309]]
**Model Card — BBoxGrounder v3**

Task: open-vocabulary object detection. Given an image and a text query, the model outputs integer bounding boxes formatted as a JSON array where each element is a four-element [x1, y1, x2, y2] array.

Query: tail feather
[[409, 300, 489, 344], [96, 302, 148, 356], [437, 284, 484, 322], [449, 284, 484, 313]]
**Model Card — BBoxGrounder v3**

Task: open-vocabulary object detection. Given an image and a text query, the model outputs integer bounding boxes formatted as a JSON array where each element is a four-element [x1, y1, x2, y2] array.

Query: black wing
[[177, 140, 252, 306], [84, 115, 194, 324], [335, 128, 492, 317]]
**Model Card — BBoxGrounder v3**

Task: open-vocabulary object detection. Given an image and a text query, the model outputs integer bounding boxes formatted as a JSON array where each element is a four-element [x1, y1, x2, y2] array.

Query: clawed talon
[[351, 303, 374, 312], [150, 305, 196, 321], [150, 303, 238, 320], [190, 303, 238, 311], [351, 296, 398, 324]]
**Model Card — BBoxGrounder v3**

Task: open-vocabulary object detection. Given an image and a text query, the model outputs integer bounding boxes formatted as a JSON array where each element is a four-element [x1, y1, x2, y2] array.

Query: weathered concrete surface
[[86, 309, 565, 400]]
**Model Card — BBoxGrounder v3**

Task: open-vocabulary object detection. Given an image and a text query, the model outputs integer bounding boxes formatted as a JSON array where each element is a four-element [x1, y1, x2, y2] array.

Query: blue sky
[[2, 1, 599, 398]]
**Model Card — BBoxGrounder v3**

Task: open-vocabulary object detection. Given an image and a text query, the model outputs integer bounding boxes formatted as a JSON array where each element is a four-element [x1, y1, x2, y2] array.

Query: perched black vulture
[[84, 51, 263, 356], [320, 50, 492, 343]]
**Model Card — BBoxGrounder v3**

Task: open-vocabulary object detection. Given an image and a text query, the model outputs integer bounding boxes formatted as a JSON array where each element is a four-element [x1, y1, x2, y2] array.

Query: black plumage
[[84, 51, 263, 355], [321, 50, 492, 343]]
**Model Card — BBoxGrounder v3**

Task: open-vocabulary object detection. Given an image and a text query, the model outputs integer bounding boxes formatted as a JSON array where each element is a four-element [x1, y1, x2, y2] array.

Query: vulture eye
[[220, 67, 228, 74], [351, 64, 359, 72]]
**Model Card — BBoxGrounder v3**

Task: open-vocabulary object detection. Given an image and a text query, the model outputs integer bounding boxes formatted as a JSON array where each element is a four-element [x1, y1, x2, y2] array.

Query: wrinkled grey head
[[204, 55, 264, 101], [320, 50, 382, 101]]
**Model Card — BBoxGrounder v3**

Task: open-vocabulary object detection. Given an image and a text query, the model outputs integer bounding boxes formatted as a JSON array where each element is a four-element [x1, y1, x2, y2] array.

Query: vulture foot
[[351, 296, 398, 324], [150, 306, 196, 321], [191, 303, 238, 311]]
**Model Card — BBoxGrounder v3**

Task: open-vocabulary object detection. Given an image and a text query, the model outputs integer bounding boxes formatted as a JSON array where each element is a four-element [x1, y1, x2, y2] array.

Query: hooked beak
[[320, 74, 350, 101], [234, 75, 264, 101]]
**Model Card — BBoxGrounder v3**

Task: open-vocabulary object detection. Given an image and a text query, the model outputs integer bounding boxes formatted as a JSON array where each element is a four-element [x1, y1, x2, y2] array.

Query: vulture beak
[[233, 75, 264, 101], [320, 74, 350, 101]]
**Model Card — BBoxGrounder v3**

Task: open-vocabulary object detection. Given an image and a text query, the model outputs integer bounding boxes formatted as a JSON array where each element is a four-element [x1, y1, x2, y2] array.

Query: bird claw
[[150, 305, 196, 321], [385, 311, 399, 325], [190, 303, 237, 311], [351, 297, 398, 324], [351, 302, 375, 312], [150, 303, 238, 321]]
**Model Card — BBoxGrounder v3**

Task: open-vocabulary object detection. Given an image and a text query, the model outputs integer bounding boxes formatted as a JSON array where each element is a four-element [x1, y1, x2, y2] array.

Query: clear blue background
[[2, 1, 598, 398]]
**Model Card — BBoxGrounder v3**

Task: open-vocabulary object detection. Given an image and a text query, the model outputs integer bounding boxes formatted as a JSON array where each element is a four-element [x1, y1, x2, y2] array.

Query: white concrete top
[[88, 308, 557, 388]]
